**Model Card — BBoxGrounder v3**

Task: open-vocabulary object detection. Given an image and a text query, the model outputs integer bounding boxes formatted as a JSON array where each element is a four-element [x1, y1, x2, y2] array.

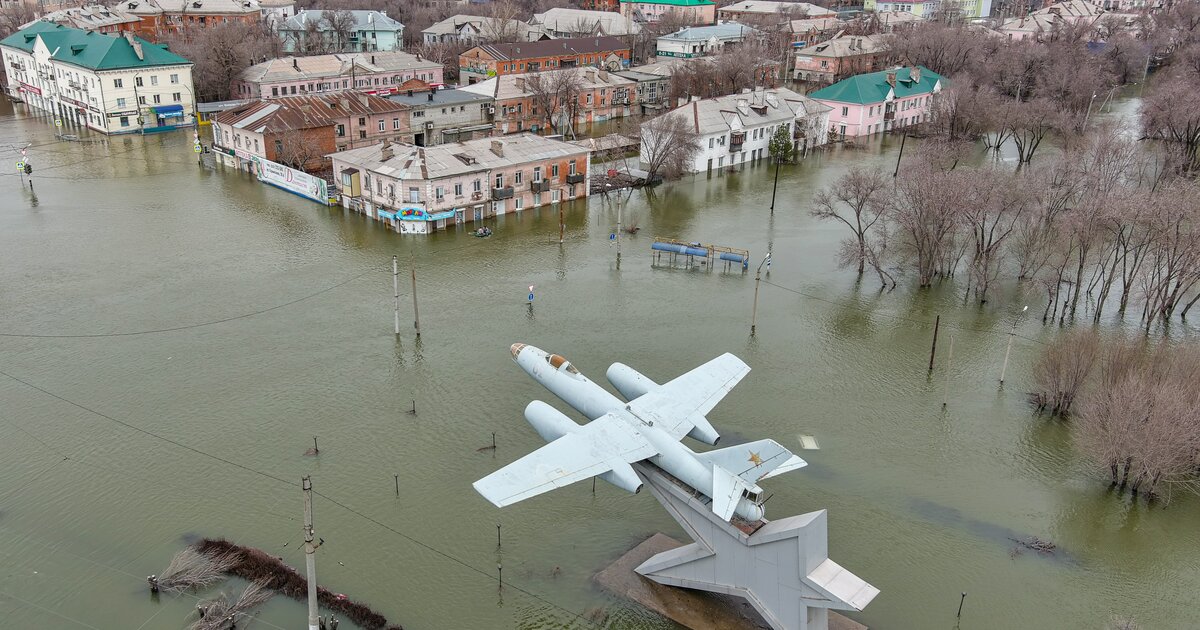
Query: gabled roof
[[421, 15, 548, 40], [468, 35, 628, 61], [808, 66, 942, 105], [280, 9, 404, 32], [797, 33, 887, 58], [240, 51, 440, 83], [213, 92, 407, 133], [122, 0, 261, 16], [618, 0, 714, 6], [718, 0, 835, 15], [658, 22, 758, 42], [0, 23, 190, 70], [29, 4, 140, 30], [531, 8, 642, 36], [329, 133, 588, 181], [656, 86, 830, 136]]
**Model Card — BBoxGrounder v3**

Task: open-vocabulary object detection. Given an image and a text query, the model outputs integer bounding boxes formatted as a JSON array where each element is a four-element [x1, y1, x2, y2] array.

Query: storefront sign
[[107, 109, 138, 118], [19, 83, 41, 96], [253, 156, 328, 205]]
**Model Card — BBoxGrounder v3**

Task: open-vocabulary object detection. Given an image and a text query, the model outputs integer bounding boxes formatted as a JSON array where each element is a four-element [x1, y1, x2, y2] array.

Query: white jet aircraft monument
[[474, 343, 808, 522], [474, 344, 879, 630]]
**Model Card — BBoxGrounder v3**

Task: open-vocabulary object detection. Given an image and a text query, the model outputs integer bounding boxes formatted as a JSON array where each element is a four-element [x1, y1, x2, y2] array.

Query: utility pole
[[893, 131, 907, 178], [559, 205, 565, 244], [302, 476, 319, 630], [616, 198, 622, 269], [750, 253, 770, 336], [769, 158, 780, 213], [410, 263, 421, 337], [999, 305, 1029, 384], [392, 255, 400, 335], [1082, 91, 1098, 134]]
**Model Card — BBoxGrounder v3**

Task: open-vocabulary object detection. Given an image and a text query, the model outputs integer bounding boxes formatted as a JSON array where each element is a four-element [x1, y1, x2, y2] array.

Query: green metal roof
[[619, 0, 715, 5], [0, 23, 190, 70], [808, 66, 943, 105]]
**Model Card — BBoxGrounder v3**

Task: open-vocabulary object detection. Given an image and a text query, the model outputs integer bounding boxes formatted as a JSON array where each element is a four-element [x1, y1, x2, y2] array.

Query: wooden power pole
[[303, 476, 319, 630]]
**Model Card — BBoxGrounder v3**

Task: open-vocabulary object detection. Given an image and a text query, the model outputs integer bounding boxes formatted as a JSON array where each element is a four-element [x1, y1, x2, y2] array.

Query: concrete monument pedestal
[[613, 462, 879, 630]]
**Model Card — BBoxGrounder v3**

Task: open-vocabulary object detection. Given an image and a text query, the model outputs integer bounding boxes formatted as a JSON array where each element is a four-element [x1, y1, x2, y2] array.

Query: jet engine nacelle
[[606, 362, 657, 401], [524, 400, 579, 442], [599, 463, 643, 495], [607, 362, 721, 445]]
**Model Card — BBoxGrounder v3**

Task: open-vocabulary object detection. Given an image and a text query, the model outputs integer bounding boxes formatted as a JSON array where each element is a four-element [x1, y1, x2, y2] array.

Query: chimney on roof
[[490, 139, 504, 157], [427, 91, 434, 101], [598, 68, 608, 81], [886, 70, 896, 88], [293, 57, 299, 70], [359, 94, 368, 107], [515, 76, 525, 91], [737, 98, 749, 114], [909, 66, 921, 83], [586, 68, 595, 82], [371, 54, 375, 64], [381, 137, 394, 161]]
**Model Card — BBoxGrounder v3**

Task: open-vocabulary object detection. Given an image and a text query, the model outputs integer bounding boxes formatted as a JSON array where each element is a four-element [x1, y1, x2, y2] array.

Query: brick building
[[793, 34, 888, 83], [210, 92, 410, 173], [121, 0, 263, 39], [460, 67, 636, 135], [234, 51, 444, 100], [330, 133, 590, 234], [459, 36, 631, 84]]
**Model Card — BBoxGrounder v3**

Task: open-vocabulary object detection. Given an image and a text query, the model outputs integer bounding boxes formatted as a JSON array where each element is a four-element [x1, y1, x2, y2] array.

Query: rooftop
[[459, 66, 635, 100], [656, 86, 830, 136], [27, 4, 140, 30], [280, 9, 404, 32], [388, 88, 491, 107], [718, 1, 836, 15], [213, 92, 408, 133], [421, 15, 548, 40], [788, 17, 844, 32], [240, 51, 441, 84], [808, 66, 943, 105], [659, 22, 759, 41], [531, 8, 642, 36], [467, 35, 629, 61], [122, 0, 262, 16], [329, 133, 589, 181], [796, 33, 888, 57], [618, 0, 715, 6], [0, 23, 191, 70]]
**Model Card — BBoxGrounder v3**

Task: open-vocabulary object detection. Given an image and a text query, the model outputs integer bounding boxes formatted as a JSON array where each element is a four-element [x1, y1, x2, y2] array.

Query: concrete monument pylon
[[633, 462, 879, 630]]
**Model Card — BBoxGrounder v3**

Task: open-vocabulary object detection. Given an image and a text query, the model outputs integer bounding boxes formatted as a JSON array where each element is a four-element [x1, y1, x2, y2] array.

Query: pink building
[[808, 66, 943, 137], [619, 0, 715, 26], [235, 50, 444, 100]]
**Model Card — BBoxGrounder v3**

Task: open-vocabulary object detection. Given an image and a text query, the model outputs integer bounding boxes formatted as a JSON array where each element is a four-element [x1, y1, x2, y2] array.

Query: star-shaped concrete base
[[632, 462, 879, 630]]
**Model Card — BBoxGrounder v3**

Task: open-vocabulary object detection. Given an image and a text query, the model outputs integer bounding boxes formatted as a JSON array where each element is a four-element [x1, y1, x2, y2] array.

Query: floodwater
[[1, 95, 1197, 630]]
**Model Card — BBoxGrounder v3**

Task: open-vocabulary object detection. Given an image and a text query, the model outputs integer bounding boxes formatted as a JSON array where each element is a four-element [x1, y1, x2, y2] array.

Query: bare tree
[[321, 8, 357, 52], [889, 164, 961, 287], [162, 22, 284, 102], [640, 111, 700, 181], [1030, 328, 1099, 417], [0, 1, 38, 39], [524, 69, 583, 136], [1142, 73, 1200, 172], [811, 168, 890, 277], [273, 130, 325, 172]]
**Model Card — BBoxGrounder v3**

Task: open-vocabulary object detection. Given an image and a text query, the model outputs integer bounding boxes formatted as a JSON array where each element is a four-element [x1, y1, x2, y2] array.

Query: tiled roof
[[470, 35, 628, 60], [240, 51, 440, 83], [213, 92, 407, 133], [808, 66, 942, 105], [0, 23, 190, 69], [329, 133, 588, 181]]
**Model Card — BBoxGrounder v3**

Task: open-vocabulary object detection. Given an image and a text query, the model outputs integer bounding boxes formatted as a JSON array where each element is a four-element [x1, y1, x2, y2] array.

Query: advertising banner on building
[[252, 156, 329, 205]]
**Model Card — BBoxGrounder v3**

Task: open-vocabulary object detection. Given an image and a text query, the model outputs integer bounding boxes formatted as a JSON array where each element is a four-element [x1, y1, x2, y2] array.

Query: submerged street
[[1, 97, 1198, 630]]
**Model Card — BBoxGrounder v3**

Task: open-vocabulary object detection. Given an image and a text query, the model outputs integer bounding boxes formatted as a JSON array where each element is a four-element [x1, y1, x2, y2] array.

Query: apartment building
[[460, 67, 636, 135], [459, 36, 631, 84], [809, 65, 943, 137], [235, 51, 444, 100]]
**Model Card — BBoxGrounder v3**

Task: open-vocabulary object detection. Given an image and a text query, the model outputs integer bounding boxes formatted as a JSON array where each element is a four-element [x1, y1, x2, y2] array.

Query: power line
[[759, 278, 1047, 345], [0, 369, 598, 627]]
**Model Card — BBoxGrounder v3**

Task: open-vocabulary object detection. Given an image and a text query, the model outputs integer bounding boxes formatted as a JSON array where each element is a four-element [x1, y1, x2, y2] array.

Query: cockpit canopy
[[547, 353, 580, 375]]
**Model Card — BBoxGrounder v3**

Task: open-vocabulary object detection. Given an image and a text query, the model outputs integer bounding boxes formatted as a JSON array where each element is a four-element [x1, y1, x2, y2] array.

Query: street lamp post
[[999, 305, 1029, 384], [1082, 91, 1098, 134], [750, 253, 771, 336]]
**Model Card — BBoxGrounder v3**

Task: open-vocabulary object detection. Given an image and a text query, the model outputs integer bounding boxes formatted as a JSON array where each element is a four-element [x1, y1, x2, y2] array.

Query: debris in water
[[1009, 536, 1056, 554], [155, 546, 239, 594], [189, 579, 272, 630]]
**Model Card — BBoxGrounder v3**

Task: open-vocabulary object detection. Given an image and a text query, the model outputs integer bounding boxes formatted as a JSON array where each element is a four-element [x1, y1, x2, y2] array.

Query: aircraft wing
[[473, 413, 657, 508], [626, 353, 750, 441]]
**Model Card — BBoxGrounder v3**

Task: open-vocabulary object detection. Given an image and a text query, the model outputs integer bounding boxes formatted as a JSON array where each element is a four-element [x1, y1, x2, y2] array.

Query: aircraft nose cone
[[510, 343, 526, 358]]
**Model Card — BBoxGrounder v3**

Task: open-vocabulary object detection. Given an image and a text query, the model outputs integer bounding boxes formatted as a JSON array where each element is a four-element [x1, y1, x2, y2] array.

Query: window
[[117, 97, 126, 107], [436, 186, 444, 201], [359, 130, 366, 139], [170, 73, 179, 84], [254, 139, 259, 152], [494, 173, 504, 188], [290, 86, 296, 94], [272, 87, 279, 97], [153, 94, 161, 104], [454, 183, 463, 196], [409, 187, 419, 203], [569, 160, 576, 175], [173, 92, 181, 102], [514, 170, 523, 185], [551, 164, 559, 179], [336, 124, 345, 137], [378, 120, 385, 132], [709, 138, 714, 149], [515, 197, 523, 210], [388, 184, 395, 198], [841, 106, 848, 116], [364, 174, 371, 190], [120, 116, 129, 127], [358, 117, 366, 126], [274, 139, 282, 154], [138, 96, 146, 105], [114, 78, 123, 88], [473, 179, 482, 193], [413, 110, 424, 118], [150, 75, 158, 86], [135, 76, 143, 87], [533, 166, 542, 182], [392, 117, 400, 130], [377, 178, 383, 194]]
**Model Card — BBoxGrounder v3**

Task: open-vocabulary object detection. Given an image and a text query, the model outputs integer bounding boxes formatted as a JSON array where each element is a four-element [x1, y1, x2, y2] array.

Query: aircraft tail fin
[[697, 439, 807, 484], [711, 464, 751, 521]]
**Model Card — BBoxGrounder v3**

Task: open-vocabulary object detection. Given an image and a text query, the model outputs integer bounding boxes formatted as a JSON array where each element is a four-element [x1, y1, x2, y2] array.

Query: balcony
[[471, 190, 484, 201], [793, 127, 806, 139], [883, 111, 895, 121], [565, 173, 585, 185], [531, 180, 550, 193], [492, 186, 514, 200]]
